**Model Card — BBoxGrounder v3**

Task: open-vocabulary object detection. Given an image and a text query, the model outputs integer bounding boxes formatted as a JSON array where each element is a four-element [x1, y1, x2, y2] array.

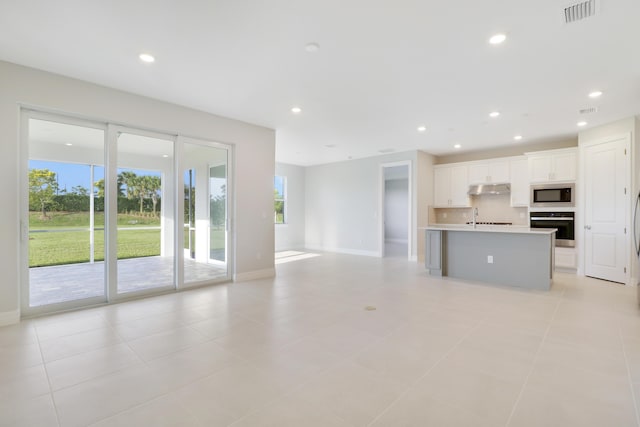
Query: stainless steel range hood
[[467, 183, 511, 196]]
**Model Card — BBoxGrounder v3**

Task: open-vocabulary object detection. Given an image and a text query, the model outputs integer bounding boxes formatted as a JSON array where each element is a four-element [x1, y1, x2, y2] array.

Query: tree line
[[29, 169, 162, 218]]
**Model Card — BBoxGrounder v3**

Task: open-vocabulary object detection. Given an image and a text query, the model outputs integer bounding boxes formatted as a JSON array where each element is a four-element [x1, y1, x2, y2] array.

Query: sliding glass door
[[182, 140, 231, 285], [116, 131, 175, 295], [26, 117, 106, 309], [23, 113, 233, 315]]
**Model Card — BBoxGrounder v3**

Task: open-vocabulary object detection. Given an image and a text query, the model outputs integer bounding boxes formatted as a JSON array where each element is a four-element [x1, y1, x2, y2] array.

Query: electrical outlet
[[519, 212, 525, 218], [462, 212, 467, 218], [443, 213, 447, 219], [487, 255, 494, 264]]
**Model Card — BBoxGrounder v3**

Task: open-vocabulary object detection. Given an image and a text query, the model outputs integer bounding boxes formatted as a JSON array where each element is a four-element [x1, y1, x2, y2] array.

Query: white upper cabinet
[[433, 167, 451, 207], [433, 164, 470, 207], [509, 157, 529, 206], [468, 160, 510, 184], [450, 165, 470, 206], [528, 148, 577, 183]]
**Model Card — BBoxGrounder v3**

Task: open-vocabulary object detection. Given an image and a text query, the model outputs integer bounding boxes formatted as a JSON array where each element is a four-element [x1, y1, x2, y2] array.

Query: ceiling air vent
[[565, 0, 596, 23], [579, 106, 599, 114]]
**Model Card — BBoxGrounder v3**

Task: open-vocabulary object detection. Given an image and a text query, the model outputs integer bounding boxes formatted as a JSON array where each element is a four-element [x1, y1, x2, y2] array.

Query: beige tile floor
[[1, 252, 639, 426]]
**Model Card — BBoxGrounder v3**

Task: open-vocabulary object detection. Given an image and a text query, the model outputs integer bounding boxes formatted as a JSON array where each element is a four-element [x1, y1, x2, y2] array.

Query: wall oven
[[530, 183, 575, 208], [530, 211, 575, 247]]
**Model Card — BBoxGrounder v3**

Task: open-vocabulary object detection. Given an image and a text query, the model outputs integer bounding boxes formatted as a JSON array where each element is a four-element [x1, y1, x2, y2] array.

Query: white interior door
[[584, 137, 629, 283]]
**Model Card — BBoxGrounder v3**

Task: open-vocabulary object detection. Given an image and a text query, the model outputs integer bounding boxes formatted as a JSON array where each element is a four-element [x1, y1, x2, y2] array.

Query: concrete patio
[[29, 256, 228, 307]]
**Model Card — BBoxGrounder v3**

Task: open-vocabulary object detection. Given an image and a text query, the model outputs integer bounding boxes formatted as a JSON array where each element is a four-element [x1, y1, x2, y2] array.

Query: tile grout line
[[619, 325, 640, 427], [33, 324, 63, 427], [83, 312, 233, 426], [226, 316, 416, 427], [504, 289, 565, 427], [365, 318, 486, 427]]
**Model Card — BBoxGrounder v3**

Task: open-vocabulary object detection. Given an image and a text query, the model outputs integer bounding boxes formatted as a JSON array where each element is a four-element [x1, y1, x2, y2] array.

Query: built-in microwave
[[530, 183, 575, 208]]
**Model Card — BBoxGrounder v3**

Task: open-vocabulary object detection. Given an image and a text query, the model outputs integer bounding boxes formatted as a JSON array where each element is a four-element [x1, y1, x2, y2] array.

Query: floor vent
[[565, 0, 596, 23], [579, 106, 598, 114]]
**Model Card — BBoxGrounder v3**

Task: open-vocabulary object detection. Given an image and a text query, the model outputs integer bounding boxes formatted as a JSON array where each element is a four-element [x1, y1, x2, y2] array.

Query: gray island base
[[423, 226, 557, 291]]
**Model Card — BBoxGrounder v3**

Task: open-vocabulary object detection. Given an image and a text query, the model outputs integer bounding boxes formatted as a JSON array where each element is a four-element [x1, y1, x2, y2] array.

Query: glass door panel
[[183, 142, 229, 284], [209, 164, 227, 263], [116, 132, 174, 294], [28, 118, 105, 308]]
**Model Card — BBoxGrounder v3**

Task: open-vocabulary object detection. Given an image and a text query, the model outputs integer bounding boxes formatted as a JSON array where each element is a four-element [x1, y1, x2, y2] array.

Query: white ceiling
[[2, 0, 639, 166]]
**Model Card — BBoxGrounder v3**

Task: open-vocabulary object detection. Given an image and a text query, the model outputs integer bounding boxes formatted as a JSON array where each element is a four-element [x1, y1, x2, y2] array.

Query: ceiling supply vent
[[564, 0, 596, 23], [579, 106, 599, 114]]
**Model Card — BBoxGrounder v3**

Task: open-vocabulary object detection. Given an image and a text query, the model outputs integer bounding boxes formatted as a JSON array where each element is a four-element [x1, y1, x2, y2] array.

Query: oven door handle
[[530, 217, 574, 221]]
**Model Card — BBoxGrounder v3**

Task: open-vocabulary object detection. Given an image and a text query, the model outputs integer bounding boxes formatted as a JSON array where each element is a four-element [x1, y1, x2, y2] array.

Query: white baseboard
[[305, 245, 379, 258], [385, 238, 408, 244], [233, 268, 276, 282], [0, 309, 20, 327]]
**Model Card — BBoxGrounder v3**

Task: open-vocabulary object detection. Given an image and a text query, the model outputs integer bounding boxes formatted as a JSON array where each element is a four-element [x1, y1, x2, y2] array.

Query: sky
[[274, 176, 285, 198]]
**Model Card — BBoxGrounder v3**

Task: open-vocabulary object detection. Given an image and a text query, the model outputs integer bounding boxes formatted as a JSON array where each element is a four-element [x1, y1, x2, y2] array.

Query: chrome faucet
[[472, 207, 478, 228]]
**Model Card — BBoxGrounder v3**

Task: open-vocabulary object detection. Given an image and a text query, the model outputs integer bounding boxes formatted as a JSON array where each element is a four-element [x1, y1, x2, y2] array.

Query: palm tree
[[118, 171, 137, 199]]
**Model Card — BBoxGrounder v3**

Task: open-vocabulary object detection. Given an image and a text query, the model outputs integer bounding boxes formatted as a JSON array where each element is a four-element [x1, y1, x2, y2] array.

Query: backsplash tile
[[432, 194, 528, 225]]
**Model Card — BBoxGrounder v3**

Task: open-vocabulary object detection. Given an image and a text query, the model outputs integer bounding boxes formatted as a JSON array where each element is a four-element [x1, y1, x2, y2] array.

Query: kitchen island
[[422, 225, 556, 290]]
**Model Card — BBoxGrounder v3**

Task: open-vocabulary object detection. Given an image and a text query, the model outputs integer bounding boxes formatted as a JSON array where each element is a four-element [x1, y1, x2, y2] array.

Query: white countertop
[[421, 224, 557, 235]]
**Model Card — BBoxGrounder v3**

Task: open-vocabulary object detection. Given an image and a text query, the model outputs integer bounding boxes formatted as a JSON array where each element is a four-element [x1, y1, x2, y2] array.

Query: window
[[274, 175, 286, 224]]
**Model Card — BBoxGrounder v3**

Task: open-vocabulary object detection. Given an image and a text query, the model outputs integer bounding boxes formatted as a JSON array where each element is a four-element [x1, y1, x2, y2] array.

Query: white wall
[[578, 116, 638, 286], [0, 60, 275, 325], [305, 150, 432, 258], [275, 162, 306, 251], [384, 178, 409, 242]]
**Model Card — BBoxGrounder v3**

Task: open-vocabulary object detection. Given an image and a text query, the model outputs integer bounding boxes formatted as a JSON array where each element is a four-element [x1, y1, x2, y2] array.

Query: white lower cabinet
[[555, 247, 576, 269]]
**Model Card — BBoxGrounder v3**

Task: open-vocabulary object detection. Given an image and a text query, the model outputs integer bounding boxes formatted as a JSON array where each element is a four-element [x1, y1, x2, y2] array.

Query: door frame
[[379, 160, 412, 259], [578, 133, 631, 285]]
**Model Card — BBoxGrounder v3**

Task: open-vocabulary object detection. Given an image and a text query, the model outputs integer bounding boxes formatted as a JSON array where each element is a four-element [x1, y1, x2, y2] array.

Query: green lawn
[[29, 211, 226, 267], [29, 229, 162, 267], [30, 211, 161, 267], [29, 211, 160, 229]]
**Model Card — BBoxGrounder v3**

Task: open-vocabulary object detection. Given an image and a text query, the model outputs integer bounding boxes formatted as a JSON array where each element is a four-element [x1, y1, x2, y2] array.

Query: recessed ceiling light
[[304, 43, 320, 53], [417, 126, 427, 132], [489, 33, 506, 45], [454, 144, 461, 149], [65, 143, 72, 146], [162, 154, 169, 158], [139, 53, 155, 63], [577, 121, 588, 127], [489, 111, 500, 118], [588, 90, 603, 98], [324, 144, 336, 148], [514, 135, 523, 141], [291, 107, 302, 114]]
